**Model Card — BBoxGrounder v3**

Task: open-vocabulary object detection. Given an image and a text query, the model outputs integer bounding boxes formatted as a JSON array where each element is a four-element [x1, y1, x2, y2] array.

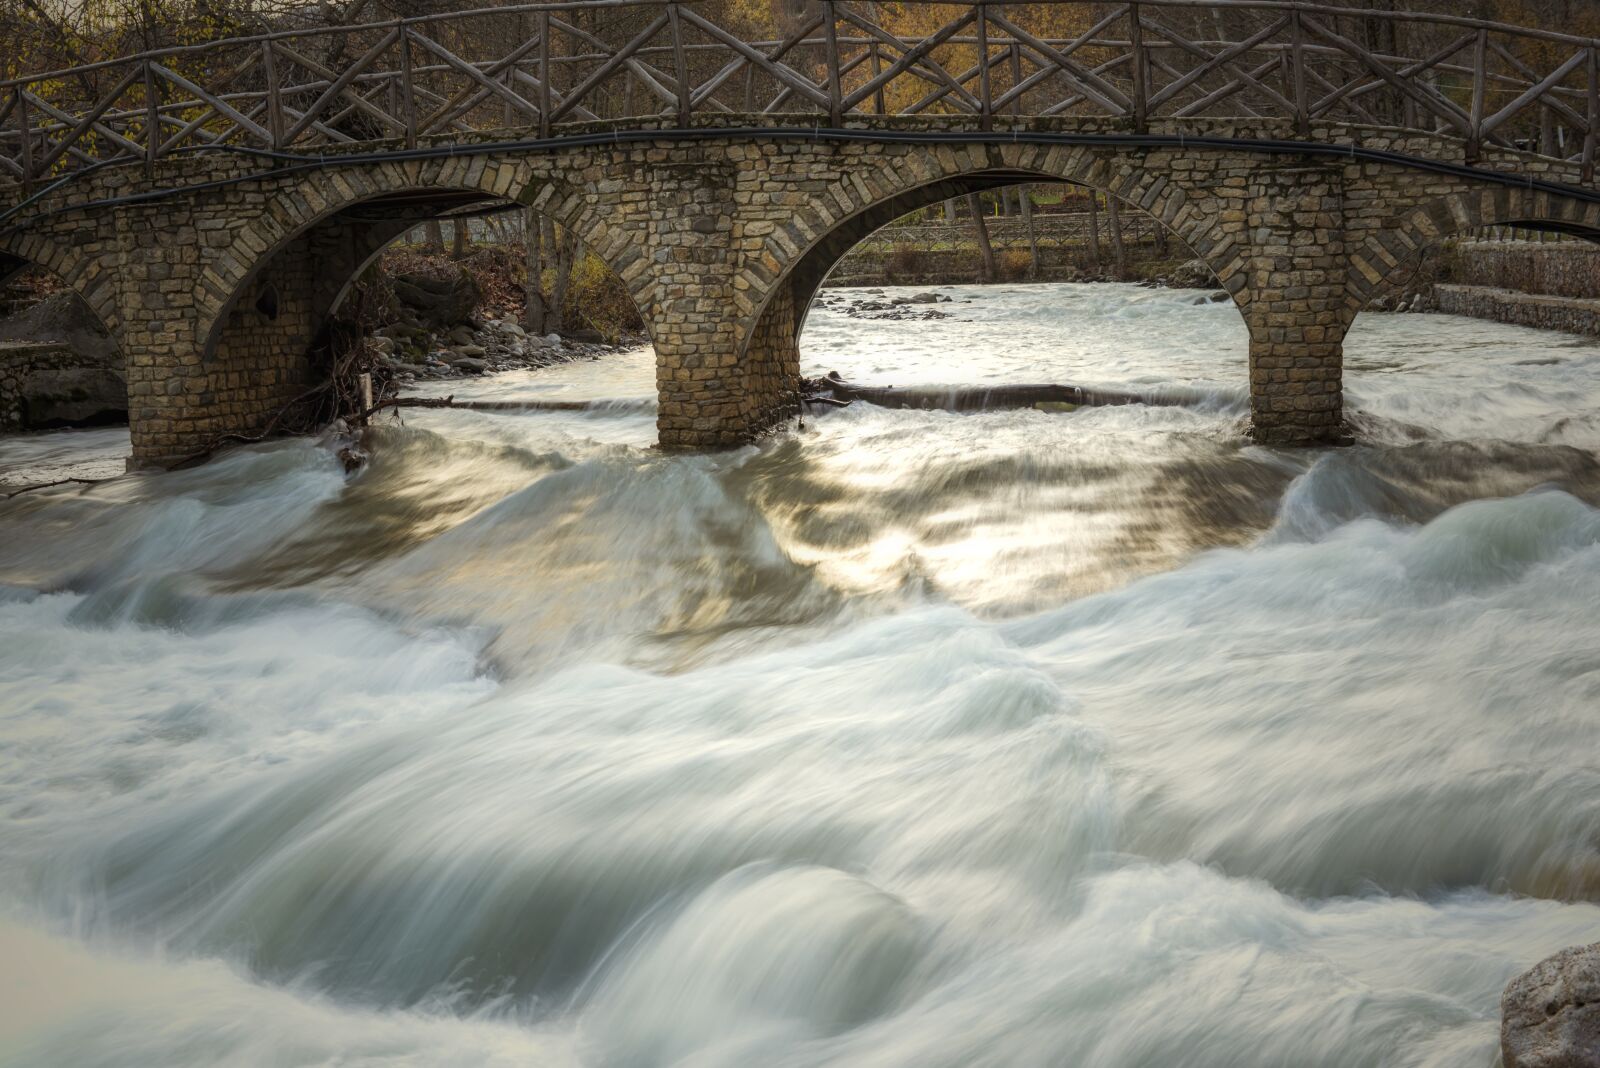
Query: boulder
[[389, 269, 481, 329], [1167, 258, 1219, 289], [0, 294, 126, 430], [909, 291, 940, 304], [451, 357, 489, 374], [1503, 943, 1600, 1068], [452, 344, 486, 358], [18, 364, 126, 428]]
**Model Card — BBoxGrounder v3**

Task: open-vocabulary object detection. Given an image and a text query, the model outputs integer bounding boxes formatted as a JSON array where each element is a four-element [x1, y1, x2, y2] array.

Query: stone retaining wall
[[1433, 284, 1600, 337], [1445, 240, 1600, 301], [0, 340, 127, 431]]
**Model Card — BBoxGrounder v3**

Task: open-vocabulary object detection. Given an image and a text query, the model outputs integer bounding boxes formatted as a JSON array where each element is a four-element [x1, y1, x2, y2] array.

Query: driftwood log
[[803, 372, 1155, 412], [371, 395, 629, 414], [374, 375, 1163, 420]]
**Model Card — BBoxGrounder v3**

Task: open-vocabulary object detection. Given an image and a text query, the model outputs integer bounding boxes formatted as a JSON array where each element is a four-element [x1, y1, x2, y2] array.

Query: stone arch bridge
[[3, 1, 1600, 466]]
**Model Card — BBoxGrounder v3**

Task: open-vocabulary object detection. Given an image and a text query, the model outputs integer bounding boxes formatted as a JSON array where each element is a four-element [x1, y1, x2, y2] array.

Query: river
[[1, 282, 1597, 1067]]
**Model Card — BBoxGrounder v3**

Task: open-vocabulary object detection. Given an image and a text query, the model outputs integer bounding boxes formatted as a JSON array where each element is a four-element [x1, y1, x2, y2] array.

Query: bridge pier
[[116, 201, 406, 466], [1238, 160, 1353, 446], [7, 119, 1598, 467]]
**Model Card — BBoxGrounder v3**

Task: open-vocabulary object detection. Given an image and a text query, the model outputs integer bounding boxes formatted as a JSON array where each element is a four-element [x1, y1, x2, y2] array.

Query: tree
[[524, 208, 546, 334], [1107, 195, 1126, 280], [964, 193, 995, 283]]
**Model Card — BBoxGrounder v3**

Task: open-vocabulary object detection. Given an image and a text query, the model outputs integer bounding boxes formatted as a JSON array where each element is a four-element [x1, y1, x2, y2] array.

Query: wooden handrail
[[4, 0, 1599, 185]]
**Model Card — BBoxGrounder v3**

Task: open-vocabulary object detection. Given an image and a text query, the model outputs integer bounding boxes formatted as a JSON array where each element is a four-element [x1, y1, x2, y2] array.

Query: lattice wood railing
[[4, 0, 1599, 188]]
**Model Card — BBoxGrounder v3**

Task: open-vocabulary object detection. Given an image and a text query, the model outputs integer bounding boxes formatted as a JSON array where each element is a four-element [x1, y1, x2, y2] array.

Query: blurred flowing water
[[2, 282, 1598, 1067]]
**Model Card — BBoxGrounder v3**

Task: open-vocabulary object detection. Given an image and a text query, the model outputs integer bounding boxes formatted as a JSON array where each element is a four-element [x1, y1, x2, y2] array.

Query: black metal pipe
[[4, 125, 1597, 239]]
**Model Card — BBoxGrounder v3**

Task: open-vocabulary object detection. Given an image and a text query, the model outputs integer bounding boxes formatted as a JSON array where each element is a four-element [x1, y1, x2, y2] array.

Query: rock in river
[[1503, 943, 1600, 1068]]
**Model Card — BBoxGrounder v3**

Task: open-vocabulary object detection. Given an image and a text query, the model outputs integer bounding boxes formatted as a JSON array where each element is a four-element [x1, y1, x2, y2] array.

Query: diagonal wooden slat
[[272, 41, 408, 139], [1146, 17, 1287, 111], [547, 11, 672, 123], [1314, 32, 1473, 118], [25, 78, 147, 169], [986, 8, 1133, 116], [1486, 39, 1588, 133], [835, 10, 982, 114], [410, 30, 546, 126], [994, 10, 1134, 116], [410, 34, 547, 133], [1481, 49, 1587, 137], [279, 29, 400, 143], [150, 62, 273, 145], [1142, 22, 1295, 118], [1300, 16, 1472, 135], [679, 8, 829, 111], [1039, 53, 1135, 117], [837, 8, 977, 113], [1174, 56, 1285, 118], [549, 14, 697, 119]]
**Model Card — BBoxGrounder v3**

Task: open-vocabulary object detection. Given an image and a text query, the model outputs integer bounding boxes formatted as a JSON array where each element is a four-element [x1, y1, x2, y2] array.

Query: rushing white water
[[2, 283, 1598, 1067]]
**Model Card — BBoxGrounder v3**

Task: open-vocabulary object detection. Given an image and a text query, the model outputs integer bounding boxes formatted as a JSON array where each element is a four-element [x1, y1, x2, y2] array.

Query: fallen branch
[[3, 475, 111, 498], [365, 395, 630, 417], [804, 373, 1156, 412]]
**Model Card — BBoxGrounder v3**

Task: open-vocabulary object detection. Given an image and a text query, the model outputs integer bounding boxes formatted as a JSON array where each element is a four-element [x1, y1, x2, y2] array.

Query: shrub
[[886, 241, 926, 278], [999, 248, 1034, 281], [552, 249, 643, 342]]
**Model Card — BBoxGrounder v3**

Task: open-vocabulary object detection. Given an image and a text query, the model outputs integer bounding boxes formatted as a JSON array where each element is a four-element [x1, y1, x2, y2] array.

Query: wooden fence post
[[15, 87, 33, 189], [1468, 27, 1487, 162], [1128, 1, 1148, 131], [870, 41, 886, 114], [143, 61, 161, 170], [399, 27, 418, 147], [976, 2, 992, 130], [667, 3, 692, 125], [261, 41, 285, 148], [1290, 9, 1309, 138], [823, 1, 843, 125], [1585, 47, 1597, 183], [537, 11, 551, 137]]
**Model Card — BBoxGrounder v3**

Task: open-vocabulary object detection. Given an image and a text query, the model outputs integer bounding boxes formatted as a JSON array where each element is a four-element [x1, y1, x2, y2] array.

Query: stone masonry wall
[[0, 340, 115, 431], [3, 116, 1599, 464], [1443, 240, 1600, 301], [1433, 284, 1600, 336]]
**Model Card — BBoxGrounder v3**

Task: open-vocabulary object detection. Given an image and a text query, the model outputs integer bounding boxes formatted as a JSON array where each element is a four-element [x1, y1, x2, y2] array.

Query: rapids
[[1, 282, 1597, 1067]]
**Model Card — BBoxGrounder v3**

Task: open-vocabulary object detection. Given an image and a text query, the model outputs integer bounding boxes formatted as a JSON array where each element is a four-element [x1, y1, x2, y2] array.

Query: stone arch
[[1347, 184, 1600, 311], [0, 230, 120, 336], [732, 141, 1244, 359], [195, 155, 649, 359]]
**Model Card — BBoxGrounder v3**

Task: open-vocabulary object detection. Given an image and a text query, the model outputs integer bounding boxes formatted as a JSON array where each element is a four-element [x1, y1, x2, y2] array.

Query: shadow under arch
[[733, 147, 1246, 368], [199, 185, 513, 363], [0, 246, 127, 431], [0, 231, 120, 338], [195, 162, 653, 364]]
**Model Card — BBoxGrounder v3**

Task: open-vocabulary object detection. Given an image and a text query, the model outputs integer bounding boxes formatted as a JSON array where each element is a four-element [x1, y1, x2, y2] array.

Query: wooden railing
[[4, 0, 1599, 188]]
